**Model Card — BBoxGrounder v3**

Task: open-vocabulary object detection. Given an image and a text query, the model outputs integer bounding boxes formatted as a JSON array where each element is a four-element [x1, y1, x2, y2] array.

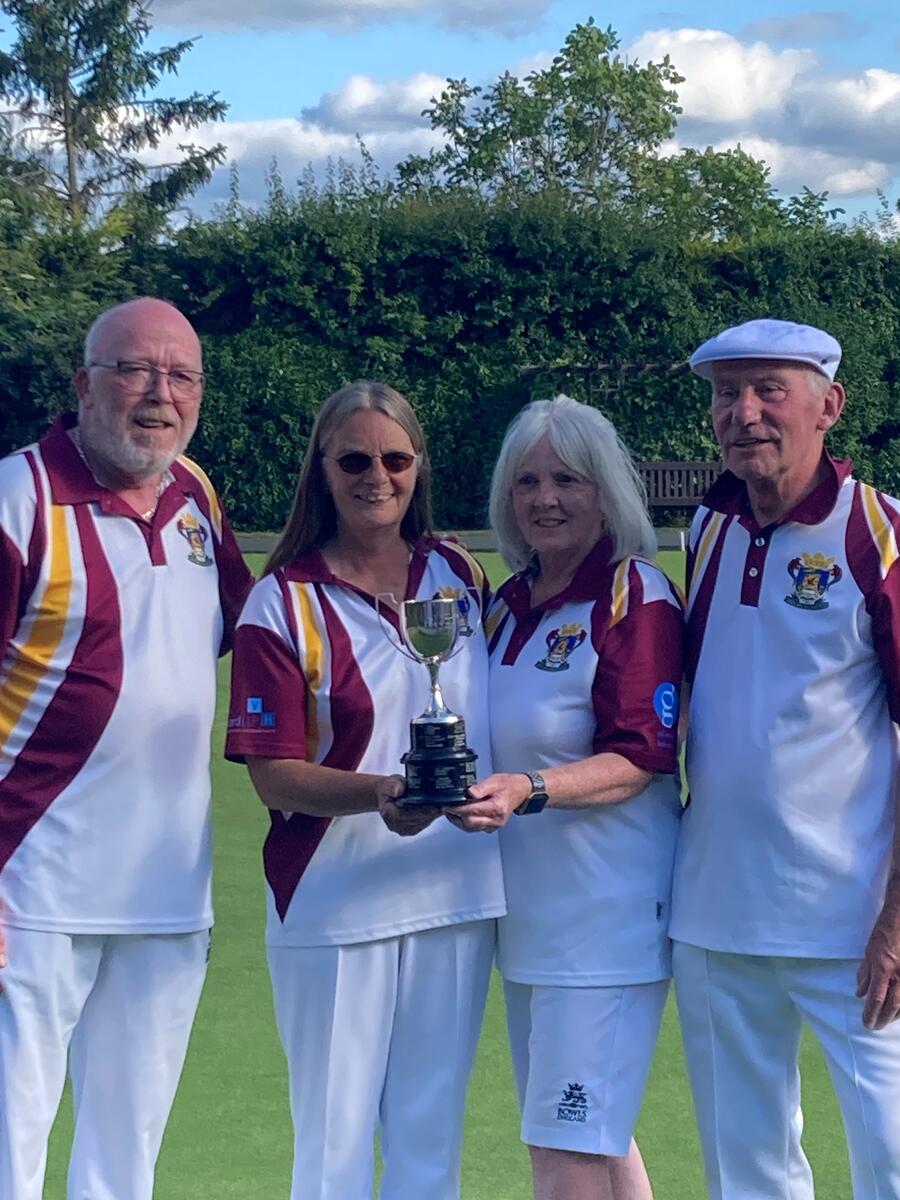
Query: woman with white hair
[[449, 394, 684, 1200]]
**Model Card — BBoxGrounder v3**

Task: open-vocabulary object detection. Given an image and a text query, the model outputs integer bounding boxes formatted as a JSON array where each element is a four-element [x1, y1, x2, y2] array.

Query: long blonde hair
[[265, 381, 434, 574]]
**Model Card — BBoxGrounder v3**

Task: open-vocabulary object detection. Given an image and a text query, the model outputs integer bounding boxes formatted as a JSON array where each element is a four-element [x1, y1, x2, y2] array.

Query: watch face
[[528, 771, 547, 797], [520, 772, 548, 813]]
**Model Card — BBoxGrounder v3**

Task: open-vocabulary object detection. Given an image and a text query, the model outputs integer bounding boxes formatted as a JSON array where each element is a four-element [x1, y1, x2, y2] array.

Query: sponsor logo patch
[[228, 695, 277, 730], [653, 682, 678, 729]]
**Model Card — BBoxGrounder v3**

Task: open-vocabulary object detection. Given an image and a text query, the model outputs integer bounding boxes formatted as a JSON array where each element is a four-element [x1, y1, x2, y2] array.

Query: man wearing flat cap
[[671, 318, 900, 1198]]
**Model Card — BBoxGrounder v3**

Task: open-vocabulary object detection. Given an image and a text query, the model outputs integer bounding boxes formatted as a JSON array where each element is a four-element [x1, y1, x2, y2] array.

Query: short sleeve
[[591, 560, 684, 773], [225, 576, 309, 763], [214, 504, 254, 655], [0, 451, 41, 658], [869, 564, 900, 725]]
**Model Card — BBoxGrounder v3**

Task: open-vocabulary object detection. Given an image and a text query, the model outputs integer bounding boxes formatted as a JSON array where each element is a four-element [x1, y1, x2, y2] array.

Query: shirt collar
[[41, 412, 204, 511], [702, 452, 853, 528], [282, 535, 438, 586], [40, 413, 105, 505], [499, 534, 619, 617]]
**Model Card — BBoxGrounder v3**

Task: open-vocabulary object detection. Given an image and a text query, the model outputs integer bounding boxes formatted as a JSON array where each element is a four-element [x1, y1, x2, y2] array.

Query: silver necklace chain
[[69, 426, 173, 521]]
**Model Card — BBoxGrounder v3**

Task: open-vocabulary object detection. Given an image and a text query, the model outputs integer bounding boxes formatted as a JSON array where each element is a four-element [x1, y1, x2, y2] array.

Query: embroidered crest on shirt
[[557, 1082, 588, 1123], [435, 586, 474, 636], [535, 623, 586, 672], [784, 552, 842, 611], [177, 513, 213, 566]]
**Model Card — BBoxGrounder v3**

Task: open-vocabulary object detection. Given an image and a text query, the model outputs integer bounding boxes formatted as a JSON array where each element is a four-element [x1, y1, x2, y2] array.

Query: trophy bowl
[[378, 597, 478, 808]]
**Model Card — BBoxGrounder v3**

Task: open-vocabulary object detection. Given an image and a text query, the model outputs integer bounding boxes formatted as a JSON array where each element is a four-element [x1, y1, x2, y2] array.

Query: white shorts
[[673, 942, 900, 1200], [0, 927, 209, 1200], [504, 977, 669, 1156], [268, 919, 495, 1200]]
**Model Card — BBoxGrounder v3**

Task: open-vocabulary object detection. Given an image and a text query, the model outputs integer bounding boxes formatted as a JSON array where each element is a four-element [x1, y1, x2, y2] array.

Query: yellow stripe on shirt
[[485, 601, 508, 639], [293, 583, 325, 761], [177, 456, 223, 540], [861, 483, 900, 579], [690, 511, 726, 602], [0, 504, 73, 752], [447, 541, 486, 590], [609, 558, 631, 628]]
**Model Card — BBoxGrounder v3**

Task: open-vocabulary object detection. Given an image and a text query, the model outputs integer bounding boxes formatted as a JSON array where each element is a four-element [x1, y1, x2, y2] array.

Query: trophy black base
[[398, 716, 478, 808]]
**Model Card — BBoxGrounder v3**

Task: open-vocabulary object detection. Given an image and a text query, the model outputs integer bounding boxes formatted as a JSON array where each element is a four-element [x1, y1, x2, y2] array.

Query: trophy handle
[[443, 600, 478, 660], [375, 593, 421, 663]]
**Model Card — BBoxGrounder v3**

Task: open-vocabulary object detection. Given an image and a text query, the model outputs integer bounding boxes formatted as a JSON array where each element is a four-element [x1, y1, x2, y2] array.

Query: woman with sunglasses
[[225, 381, 504, 1200]]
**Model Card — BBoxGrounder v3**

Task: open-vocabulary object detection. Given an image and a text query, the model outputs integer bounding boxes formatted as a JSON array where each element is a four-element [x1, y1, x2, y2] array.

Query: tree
[[0, 0, 227, 225], [396, 19, 845, 242], [0, 169, 129, 455], [397, 20, 684, 207]]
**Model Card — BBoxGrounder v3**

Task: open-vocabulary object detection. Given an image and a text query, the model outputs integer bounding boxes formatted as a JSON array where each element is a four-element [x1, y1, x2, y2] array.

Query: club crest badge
[[784, 551, 842, 610], [434, 586, 474, 636], [535, 623, 587, 672], [177, 513, 213, 566]]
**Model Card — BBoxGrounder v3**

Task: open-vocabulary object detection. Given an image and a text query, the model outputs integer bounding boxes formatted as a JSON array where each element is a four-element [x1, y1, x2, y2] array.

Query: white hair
[[489, 394, 657, 571]]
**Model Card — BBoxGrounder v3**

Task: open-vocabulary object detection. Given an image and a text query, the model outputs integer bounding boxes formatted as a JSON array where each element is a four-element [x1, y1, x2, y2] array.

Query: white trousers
[[673, 942, 900, 1200], [0, 927, 209, 1200], [268, 919, 495, 1200]]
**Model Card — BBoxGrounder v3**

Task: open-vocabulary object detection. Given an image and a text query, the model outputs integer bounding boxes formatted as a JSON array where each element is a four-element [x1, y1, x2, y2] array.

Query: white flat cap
[[690, 318, 842, 381]]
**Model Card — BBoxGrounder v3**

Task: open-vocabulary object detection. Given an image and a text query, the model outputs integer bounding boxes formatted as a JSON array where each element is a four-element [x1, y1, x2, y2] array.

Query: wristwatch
[[515, 770, 549, 815]]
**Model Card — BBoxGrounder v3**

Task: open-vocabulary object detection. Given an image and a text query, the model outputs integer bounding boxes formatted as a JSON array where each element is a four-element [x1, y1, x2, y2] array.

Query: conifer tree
[[0, 0, 226, 224]]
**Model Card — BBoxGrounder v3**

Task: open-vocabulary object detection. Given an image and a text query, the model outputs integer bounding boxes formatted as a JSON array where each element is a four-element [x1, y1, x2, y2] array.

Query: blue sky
[[5, 1, 900, 219]]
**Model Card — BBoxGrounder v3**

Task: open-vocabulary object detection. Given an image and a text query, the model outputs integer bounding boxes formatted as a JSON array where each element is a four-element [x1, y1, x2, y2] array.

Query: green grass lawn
[[44, 549, 855, 1197]]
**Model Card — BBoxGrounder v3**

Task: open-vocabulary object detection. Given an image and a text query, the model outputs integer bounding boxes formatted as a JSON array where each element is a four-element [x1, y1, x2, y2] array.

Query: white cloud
[[435, 0, 548, 34], [724, 136, 890, 196], [302, 72, 446, 133], [150, 0, 550, 34], [628, 27, 900, 200], [132, 23, 900, 214], [782, 68, 900, 162], [629, 28, 816, 123], [742, 11, 861, 43], [150, 115, 441, 169], [152, 0, 424, 32], [508, 49, 555, 78], [137, 114, 443, 209], [660, 133, 891, 198]]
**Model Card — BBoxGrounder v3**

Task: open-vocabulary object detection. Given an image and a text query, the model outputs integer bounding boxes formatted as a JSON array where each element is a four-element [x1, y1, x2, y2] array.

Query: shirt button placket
[[741, 534, 768, 607]]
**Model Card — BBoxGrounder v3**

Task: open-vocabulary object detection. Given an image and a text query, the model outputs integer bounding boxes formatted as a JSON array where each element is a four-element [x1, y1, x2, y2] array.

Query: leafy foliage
[[0, 0, 226, 225], [398, 21, 683, 208]]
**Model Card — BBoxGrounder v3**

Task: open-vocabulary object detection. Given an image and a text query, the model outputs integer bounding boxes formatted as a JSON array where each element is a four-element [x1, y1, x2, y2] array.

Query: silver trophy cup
[[377, 596, 478, 807]]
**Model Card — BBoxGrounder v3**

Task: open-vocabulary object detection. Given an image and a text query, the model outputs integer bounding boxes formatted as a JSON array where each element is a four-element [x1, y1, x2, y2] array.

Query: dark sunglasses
[[323, 451, 419, 476]]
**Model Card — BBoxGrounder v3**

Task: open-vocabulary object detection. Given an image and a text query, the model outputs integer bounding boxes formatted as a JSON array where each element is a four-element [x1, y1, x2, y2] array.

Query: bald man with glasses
[[0, 297, 252, 1200]]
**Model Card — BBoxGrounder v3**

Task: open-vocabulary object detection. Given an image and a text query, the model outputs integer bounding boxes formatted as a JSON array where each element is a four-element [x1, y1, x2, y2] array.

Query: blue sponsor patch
[[247, 697, 263, 714], [653, 682, 678, 730], [260, 711, 277, 728]]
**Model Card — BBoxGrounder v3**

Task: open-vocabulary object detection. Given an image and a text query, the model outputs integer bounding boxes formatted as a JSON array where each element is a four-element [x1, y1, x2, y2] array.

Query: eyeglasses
[[88, 360, 205, 398], [322, 451, 419, 475]]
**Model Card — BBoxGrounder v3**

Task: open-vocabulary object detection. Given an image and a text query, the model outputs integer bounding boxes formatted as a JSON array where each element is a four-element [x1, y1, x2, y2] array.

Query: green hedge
[[3, 190, 899, 528]]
